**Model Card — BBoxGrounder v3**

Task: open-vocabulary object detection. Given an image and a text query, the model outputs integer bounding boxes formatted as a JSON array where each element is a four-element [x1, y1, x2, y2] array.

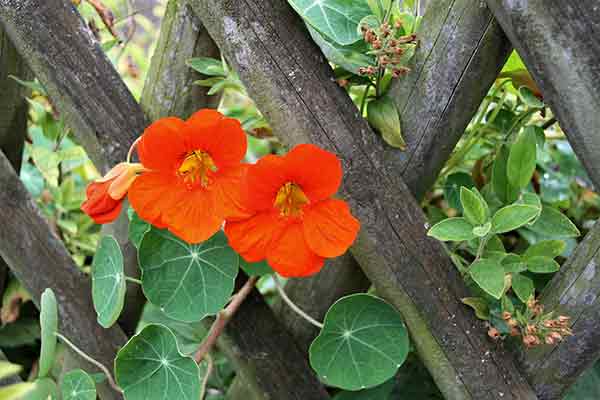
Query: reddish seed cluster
[[358, 20, 417, 79], [487, 298, 572, 348]]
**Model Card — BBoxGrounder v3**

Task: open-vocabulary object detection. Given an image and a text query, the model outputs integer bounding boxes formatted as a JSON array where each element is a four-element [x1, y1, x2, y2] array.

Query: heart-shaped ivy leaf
[[39, 288, 58, 378], [92, 236, 126, 328], [309, 294, 409, 390], [115, 324, 200, 400], [139, 229, 238, 322], [61, 369, 96, 400]]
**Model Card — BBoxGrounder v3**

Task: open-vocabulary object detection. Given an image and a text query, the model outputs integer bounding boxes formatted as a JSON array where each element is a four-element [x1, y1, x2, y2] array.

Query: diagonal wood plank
[[189, 1, 536, 399]]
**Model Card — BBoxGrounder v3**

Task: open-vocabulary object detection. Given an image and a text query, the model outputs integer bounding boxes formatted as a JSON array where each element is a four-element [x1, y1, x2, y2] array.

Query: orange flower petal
[[81, 180, 124, 224], [303, 198, 360, 258], [127, 172, 182, 227], [183, 110, 247, 169], [267, 222, 325, 277], [137, 117, 187, 171], [214, 165, 254, 221], [283, 144, 342, 202], [243, 154, 288, 211], [162, 187, 223, 244], [224, 211, 286, 262], [91, 201, 124, 224]]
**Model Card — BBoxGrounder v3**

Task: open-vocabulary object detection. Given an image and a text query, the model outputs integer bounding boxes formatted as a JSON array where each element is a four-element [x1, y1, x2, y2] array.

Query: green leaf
[[239, 257, 273, 277], [518, 86, 544, 108], [9, 75, 46, 95], [367, 0, 390, 21], [115, 324, 200, 400], [307, 26, 375, 74], [492, 145, 520, 203], [333, 378, 395, 400], [0, 361, 22, 380], [128, 211, 150, 249], [469, 259, 505, 299], [0, 382, 36, 399], [367, 95, 406, 149], [444, 172, 475, 211], [24, 378, 58, 400], [186, 57, 226, 77], [523, 240, 566, 259], [288, 0, 372, 45], [61, 369, 96, 400], [472, 222, 492, 238], [491, 204, 539, 234], [30, 146, 60, 187], [92, 236, 126, 328], [528, 206, 580, 238], [139, 229, 239, 322], [39, 289, 58, 378], [526, 256, 560, 273], [502, 254, 527, 273], [517, 192, 542, 223], [461, 297, 490, 320], [310, 294, 409, 390], [507, 127, 537, 189], [101, 39, 120, 52], [192, 77, 224, 88], [511, 273, 534, 303], [427, 217, 475, 242], [460, 187, 489, 225]]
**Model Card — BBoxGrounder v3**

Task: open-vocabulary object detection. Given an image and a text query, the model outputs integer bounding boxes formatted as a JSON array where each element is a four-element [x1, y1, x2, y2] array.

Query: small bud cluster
[[487, 298, 572, 349], [358, 20, 417, 79]]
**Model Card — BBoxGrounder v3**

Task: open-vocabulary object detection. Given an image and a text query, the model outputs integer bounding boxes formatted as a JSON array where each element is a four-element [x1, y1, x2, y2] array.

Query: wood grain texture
[[516, 221, 600, 399], [0, 0, 151, 334], [141, 0, 220, 121], [140, 4, 329, 398], [190, 1, 535, 399], [485, 0, 600, 191], [0, 151, 126, 400]]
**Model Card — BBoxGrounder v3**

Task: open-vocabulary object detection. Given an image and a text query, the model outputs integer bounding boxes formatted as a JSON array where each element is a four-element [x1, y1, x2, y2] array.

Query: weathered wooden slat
[[515, 221, 600, 399], [189, 1, 535, 399], [0, 151, 126, 400], [140, 3, 329, 398], [0, 0, 150, 335], [485, 0, 600, 191]]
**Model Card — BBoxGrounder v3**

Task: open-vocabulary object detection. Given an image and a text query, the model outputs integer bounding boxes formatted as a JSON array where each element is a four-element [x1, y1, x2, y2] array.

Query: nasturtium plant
[[61, 369, 96, 400], [39, 288, 58, 379], [92, 235, 126, 328], [310, 294, 409, 390], [115, 324, 201, 400], [138, 228, 239, 322], [128, 209, 150, 249]]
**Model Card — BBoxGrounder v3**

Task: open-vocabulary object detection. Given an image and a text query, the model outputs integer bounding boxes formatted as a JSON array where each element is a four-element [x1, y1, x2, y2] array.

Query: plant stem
[[273, 274, 324, 329], [475, 236, 490, 261], [125, 276, 142, 285], [199, 353, 214, 400], [55, 332, 122, 393], [360, 84, 371, 116], [541, 116, 557, 130], [126, 136, 141, 163], [194, 276, 258, 363]]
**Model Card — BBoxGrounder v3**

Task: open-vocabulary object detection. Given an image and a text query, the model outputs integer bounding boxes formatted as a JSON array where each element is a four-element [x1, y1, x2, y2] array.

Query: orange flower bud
[[81, 163, 143, 224]]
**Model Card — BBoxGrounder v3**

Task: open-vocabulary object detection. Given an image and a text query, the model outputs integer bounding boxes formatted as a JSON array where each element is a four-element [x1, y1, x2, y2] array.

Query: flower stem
[[273, 274, 324, 329], [199, 353, 214, 400], [194, 276, 258, 363], [126, 136, 141, 163], [55, 332, 122, 393], [125, 276, 142, 285]]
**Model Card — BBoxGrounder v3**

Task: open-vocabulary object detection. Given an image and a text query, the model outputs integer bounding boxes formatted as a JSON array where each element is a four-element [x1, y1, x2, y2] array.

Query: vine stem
[[272, 274, 324, 329], [55, 332, 122, 393], [199, 353, 214, 400], [124, 276, 142, 285], [126, 136, 142, 163], [194, 276, 259, 363]]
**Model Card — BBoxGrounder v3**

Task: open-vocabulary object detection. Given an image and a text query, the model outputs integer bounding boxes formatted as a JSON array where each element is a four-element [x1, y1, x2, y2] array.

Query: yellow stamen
[[177, 150, 217, 188], [274, 182, 309, 216]]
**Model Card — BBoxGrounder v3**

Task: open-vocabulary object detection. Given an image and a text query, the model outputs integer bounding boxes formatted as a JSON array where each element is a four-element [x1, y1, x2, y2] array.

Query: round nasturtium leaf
[[39, 288, 58, 378], [128, 210, 150, 249], [138, 229, 239, 322], [92, 235, 126, 328], [61, 369, 96, 400], [309, 294, 409, 390], [115, 324, 200, 400], [239, 256, 273, 277]]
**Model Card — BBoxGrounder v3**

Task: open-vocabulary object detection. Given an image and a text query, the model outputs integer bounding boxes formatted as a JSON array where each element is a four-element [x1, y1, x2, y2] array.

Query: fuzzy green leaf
[[92, 236, 126, 328], [526, 256, 560, 273], [460, 187, 489, 225], [508, 127, 537, 189], [511, 273, 535, 303], [491, 204, 539, 234], [367, 95, 406, 149], [469, 259, 505, 299], [528, 206, 580, 238], [427, 217, 475, 242]]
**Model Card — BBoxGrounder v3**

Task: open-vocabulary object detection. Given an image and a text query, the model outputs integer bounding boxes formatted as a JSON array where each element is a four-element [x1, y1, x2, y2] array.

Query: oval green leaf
[[427, 217, 475, 242], [367, 95, 405, 150], [115, 324, 200, 400], [523, 240, 566, 259], [492, 145, 519, 204], [526, 256, 560, 273], [507, 127, 537, 189], [491, 204, 539, 234], [460, 187, 488, 226], [461, 297, 490, 320], [61, 369, 96, 400], [469, 259, 505, 299], [309, 294, 409, 390], [139, 229, 239, 322], [511, 273, 534, 303], [39, 288, 58, 378], [92, 236, 126, 328], [528, 206, 580, 238]]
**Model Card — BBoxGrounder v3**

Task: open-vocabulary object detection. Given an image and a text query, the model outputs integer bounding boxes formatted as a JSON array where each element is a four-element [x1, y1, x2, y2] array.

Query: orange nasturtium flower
[[224, 144, 360, 277], [81, 162, 143, 224], [127, 109, 249, 243]]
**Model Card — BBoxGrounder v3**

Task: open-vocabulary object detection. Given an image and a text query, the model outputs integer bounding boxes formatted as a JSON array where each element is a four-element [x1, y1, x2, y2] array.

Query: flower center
[[274, 182, 309, 217], [177, 150, 217, 188]]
